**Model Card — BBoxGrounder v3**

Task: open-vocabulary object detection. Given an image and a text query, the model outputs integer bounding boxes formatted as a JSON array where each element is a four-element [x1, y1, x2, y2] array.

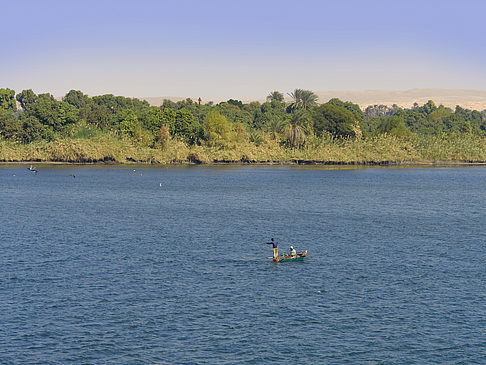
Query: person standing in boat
[[266, 238, 279, 260], [289, 246, 297, 257]]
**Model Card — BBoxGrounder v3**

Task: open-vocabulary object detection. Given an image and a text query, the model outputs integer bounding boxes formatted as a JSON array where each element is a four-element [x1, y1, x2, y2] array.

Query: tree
[[444, 113, 471, 134], [265, 116, 286, 140], [20, 115, 47, 142], [253, 100, 286, 130], [117, 109, 139, 136], [0, 88, 16, 111], [141, 107, 171, 135], [156, 124, 171, 148], [364, 104, 395, 120], [87, 106, 113, 129], [203, 110, 234, 147], [16, 89, 37, 111], [0, 111, 22, 140], [266, 91, 284, 103], [376, 112, 412, 137], [171, 109, 201, 144], [29, 94, 78, 132], [64, 90, 90, 109], [217, 103, 253, 126], [242, 101, 261, 115], [0, 111, 46, 143], [227, 99, 244, 109], [288, 89, 318, 111], [91, 94, 150, 115], [312, 103, 357, 138], [423, 100, 437, 115], [327, 98, 364, 122], [423, 106, 451, 135], [282, 110, 309, 148]]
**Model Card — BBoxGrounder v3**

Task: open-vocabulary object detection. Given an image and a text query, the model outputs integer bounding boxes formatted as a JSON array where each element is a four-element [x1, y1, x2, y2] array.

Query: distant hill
[[314, 89, 486, 111], [141, 89, 486, 111]]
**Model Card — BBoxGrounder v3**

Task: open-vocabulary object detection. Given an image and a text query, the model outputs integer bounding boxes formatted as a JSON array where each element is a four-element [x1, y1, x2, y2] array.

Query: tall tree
[[16, 89, 37, 111], [0, 88, 16, 111], [64, 90, 90, 109], [203, 110, 234, 147], [312, 103, 358, 138], [288, 89, 318, 111], [265, 117, 286, 140], [30, 94, 78, 131], [282, 110, 308, 148], [266, 91, 284, 103], [376, 112, 412, 137], [171, 109, 202, 144]]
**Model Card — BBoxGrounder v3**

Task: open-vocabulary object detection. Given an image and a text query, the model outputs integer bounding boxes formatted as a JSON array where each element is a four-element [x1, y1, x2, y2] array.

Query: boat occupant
[[266, 238, 279, 259], [289, 246, 296, 256]]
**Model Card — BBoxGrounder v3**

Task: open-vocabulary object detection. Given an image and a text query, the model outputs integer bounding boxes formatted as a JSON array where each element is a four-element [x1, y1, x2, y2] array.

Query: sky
[[2, 0, 486, 100]]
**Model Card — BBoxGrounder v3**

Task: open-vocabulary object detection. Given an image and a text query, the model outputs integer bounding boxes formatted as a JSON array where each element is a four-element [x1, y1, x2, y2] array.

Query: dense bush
[[1, 88, 485, 160]]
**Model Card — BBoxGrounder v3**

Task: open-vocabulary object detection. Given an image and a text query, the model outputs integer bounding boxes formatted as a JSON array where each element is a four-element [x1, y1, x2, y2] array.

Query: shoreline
[[2, 159, 486, 168]]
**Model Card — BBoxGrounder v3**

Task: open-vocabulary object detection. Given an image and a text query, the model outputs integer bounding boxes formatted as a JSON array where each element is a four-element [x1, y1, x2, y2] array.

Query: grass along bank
[[1, 133, 486, 165]]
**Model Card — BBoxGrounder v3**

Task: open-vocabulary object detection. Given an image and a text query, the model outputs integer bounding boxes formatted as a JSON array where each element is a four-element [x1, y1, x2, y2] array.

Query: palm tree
[[266, 91, 284, 103], [301, 90, 318, 110], [265, 116, 286, 140], [288, 89, 304, 110], [282, 110, 308, 148], [288, 89, 318, 111]]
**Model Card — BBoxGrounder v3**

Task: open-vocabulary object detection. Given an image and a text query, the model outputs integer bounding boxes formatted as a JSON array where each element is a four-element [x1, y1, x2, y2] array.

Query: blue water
[[1, 165, 486, 364]]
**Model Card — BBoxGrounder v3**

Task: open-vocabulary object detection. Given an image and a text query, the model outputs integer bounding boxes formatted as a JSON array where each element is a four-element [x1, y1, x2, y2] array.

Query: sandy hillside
[[315, 89, 486, 110], [141, 89, 486, 111]]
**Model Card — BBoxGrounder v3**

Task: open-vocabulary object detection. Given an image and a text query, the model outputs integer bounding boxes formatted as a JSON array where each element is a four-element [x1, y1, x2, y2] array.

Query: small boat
[[273, 250, 307, 263]]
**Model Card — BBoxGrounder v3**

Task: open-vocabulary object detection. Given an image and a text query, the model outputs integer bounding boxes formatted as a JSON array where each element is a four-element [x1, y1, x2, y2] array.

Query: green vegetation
[[1, 87, 486, 165]]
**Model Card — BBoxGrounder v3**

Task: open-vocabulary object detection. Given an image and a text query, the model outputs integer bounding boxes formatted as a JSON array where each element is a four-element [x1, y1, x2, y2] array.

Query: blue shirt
[[266, 240, 278, 248]]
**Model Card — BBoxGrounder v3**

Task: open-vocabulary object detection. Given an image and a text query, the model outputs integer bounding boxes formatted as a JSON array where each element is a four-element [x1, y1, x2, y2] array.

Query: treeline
[[363, 102, 486, 137], [1, 87, 486, 150]]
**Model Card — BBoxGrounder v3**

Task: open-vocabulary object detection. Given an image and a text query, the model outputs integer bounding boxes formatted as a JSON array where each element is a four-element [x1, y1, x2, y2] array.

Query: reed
[[1, 133, 486, 164]]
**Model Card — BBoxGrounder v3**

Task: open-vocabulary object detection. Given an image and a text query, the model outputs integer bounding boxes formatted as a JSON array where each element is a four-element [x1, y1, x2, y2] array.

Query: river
[[1, 165, 486, 363]]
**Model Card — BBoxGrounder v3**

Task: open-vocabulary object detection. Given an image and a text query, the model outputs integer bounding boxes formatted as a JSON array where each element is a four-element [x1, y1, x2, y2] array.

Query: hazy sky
[[2, 0, 486, 100]]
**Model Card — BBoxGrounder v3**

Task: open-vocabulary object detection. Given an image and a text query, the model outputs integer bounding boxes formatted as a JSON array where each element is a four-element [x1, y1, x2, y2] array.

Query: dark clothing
[[266, 240, 278, 248]]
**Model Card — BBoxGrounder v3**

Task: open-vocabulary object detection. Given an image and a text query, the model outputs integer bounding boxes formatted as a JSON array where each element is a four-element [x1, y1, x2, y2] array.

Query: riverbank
[[1, 134, 486, 166]]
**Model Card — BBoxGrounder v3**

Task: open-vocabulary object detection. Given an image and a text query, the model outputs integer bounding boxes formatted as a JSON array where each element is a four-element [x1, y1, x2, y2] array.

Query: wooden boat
[[273, 250, 307, 263]]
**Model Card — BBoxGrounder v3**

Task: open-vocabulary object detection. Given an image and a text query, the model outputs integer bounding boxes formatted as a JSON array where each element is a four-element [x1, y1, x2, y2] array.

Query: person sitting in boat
[[289, 246, 297, 257], [265, 238, 279, 259]]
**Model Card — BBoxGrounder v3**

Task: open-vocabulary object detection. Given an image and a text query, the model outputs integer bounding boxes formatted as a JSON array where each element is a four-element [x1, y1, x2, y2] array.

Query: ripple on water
[[2, 166, 486, 363]]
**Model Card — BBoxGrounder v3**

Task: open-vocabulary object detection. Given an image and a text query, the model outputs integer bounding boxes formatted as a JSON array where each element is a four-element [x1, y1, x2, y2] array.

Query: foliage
[[282, 110, 312, 148], [267, 91, 284, 103], [87, 106, 113, 130], [203, 110, 235, 147], [376, 112, 412, 138], [171, 109, 202, 144], [156, 125, 171, 149], [227, 99, 244, 109], [282, 123, 306, 149], [327, 98, 364, 122], [117, 109, 139, 136], [2, 86, 486, 164], [253, 100, 286, 133], [29, 94, 79, 132], [312, 103, 358, 138], [217, 102, 253, 126], [288, 88, 318, 111], [64, 90, 90, 109], [364, 104, 399, 120], [0, 88, 17, 111], [16, 89, 37, 111]]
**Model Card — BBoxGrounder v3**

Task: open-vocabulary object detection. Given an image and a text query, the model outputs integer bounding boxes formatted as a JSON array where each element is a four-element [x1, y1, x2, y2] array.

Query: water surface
[[1, 165, 486, 363]]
